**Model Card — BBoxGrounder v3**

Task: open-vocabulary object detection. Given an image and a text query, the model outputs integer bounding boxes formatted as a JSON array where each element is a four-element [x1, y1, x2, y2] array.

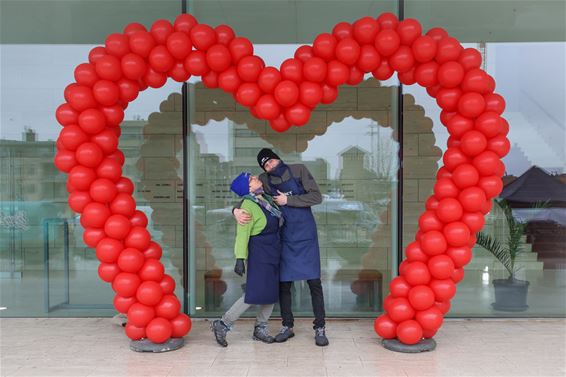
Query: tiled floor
[[0, 318, 565, 377]]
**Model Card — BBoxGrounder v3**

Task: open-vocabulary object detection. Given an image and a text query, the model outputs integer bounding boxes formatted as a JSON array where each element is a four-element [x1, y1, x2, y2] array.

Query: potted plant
[[476, 199, 547, 312]]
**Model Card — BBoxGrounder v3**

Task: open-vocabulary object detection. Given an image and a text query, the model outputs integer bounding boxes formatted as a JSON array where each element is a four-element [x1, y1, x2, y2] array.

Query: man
[[233, 148, 329, 346]]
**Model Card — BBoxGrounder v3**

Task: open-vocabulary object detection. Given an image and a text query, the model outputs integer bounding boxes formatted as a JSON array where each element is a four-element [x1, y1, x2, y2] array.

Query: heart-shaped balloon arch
[[53, 12, 510, 346]]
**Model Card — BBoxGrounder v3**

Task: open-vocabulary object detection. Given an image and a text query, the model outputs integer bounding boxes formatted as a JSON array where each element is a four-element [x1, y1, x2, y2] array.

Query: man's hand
[[234, 259, 246, 276], [234, 208, 251, 225], [273, 190, 288, 206]]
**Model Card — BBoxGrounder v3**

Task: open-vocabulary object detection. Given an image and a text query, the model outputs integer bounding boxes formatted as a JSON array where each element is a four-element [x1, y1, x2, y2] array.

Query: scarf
[[243, 191, 282, 219]]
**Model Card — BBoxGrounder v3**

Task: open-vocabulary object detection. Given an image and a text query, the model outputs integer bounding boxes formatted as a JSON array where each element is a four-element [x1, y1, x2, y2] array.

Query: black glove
[[234, 259, 246, 276]]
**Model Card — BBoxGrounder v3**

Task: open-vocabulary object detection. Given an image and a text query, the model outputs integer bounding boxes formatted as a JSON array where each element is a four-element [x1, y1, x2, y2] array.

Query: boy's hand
[[234, 208, 251, 225], [274, 190, 288, 206], [234, 259, 246, 276]]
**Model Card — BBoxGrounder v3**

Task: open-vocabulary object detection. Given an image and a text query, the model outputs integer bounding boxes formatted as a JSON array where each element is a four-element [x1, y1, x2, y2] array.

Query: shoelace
[[316, 328, 326, 336], [279, 326, 289, 334]]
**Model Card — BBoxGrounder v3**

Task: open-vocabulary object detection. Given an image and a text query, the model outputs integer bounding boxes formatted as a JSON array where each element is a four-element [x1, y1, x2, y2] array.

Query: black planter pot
[[492, 278, 530, 312]]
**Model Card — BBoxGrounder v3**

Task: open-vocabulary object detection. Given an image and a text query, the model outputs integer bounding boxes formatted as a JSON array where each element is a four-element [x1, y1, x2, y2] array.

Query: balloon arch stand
[[54, 12, 510, 352]]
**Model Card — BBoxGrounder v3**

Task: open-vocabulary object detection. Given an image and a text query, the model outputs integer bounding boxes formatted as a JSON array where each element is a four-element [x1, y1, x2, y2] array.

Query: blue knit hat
[[230, 172, 251, 197]]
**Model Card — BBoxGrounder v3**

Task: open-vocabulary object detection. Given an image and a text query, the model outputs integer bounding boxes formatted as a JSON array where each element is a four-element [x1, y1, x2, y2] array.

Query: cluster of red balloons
[[53, 15, 205, 344], [371, 15, 509, 345]]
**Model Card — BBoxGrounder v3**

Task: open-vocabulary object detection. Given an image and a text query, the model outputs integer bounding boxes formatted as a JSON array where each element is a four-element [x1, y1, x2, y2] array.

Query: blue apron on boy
[[244, 203, 281, 305], [268, 165, 321, 282]]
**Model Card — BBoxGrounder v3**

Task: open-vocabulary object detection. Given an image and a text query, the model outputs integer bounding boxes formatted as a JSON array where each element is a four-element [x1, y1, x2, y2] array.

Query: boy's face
[[264, 159, 280, 173], [249, 175, 262, 192]]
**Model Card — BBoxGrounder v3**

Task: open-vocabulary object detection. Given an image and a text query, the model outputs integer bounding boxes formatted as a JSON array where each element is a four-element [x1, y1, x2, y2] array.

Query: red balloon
[[125, 323, 145, 341], [446, 246, 473, 268], [388, 297, 415, 322], [326, 60, 349, 86], [293, 45, 314, 62], [117, 78, 140, 102], [131, 210, 148, 227], [444, 221, 471, 247], [414, 62, 439, 87], [397, 18, 422, 46], [280, 58, 303, 83], [137, 281, 163, 306], [377, 12, 399, 30], [428, 255, 455, 280], [461, 68, 489, 93], [89, 178, 118, 203], [74, 63, 99, 87], [461, 212, 485, 233], [458, 187, 486, 212], [95, 55, 122, 81], [335, 38, 361, 66], [215, 24, 235, 45], [174, 14, 198, 33], [258, 67, 282, 93], [408, 285, 435, 311], [389, 46, 415, 73], [383, 295, 395, 313], [331, 22, 353, 41], [420, 230, 448, 256], [459, 48, 482, 71], [144, 241, 163, 260], [68, 190, 92, 213], [66, 85, 97, 112], [146, 318, 172, 344], [204, 44, 231, 73], [91, 129, 119, 155], [481, 200, 494, 215], [59, 125, 88, 151], [405, 241, 429, 263], [299, 82, 323, 107], [129, 31, 156, 58], [356, 45, 381, 73], [166, 32, 192, 60], [229, 37, 253, 63], [105, 33, 130, 58], [128, 302, 155, 327], [270, 115, 292, 133], [202, 71, 218, 88], [110, 193, 136, 217], [149, 45, 175, 73], [374, 314, 397, 339], [88, 46, 107, 64], [95, 238, 123, 263], [478, 175, 503, 199], [117, 248, 145, 273], [412, 36, 437, 63], [98, 263, 120, 283], [168, 63, 190, 84], [78, 109, 106, 135], [434, 177, 459, 199], [156, 295, 181, 319], [436, 198, 463, 222], [101, 105, 124, 127], [475, 112, 503, 139], [418, 211, 443, 232], [484, 93, 506, 115], [238, 56, 265, 83], [303, 57, 327, 82], [150, 19, 174, 45], [397, 69, 415, 85], [139, 259, 165, 282], [437, 61, 464, 88], [218, 67, 241, 92], [439, 111, 456, 127], [442, 147, 469, 171], [255, 95, 280, 120], [285, 103, 311, 126], [104, 213, 131, 240], [389, 276, 411, 298], [81, 202, 110, 228], [374, 30, 400, 57], [452, 163, 479, 188], [112, 272, 141, 298], [451, 267, 465, 283], [423, 328, 438, 339], [372, 59, 394, 80], [190, 24, 217, 51], [473, 151, 504, 177], [447, 114, 473, 138], [56, 103, 79, 126], [430, 279, 457, 302], [321, 84, 338, 104], [236, 83, 262, 107], [184, 51, 209, 76], [416, 307, 444, 330], [403, 261, 431, 286], [396, 322, 422, 345], [436, 37, 463, 64], [116, 177, 134, 194], [425, 196, 440, 211], [171, 313, 192, 338], [353, 16, 379, 45], [274, 80, 299, 107], [114, 295, 136, 314], [460, 130, 487, 157], [125, 227, 151, 250], [436, 88, 462, 112], [160, 274, 176, 295], [347, 66, 364, 86], [458, 92, 486, 118], [313, 33, 337, 61]]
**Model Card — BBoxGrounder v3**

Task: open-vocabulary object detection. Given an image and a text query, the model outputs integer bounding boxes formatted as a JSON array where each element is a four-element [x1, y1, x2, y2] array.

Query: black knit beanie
[[257, 148, 280, 170]]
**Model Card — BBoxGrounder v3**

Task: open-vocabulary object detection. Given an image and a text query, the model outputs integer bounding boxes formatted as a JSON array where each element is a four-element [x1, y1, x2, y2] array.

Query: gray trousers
[[221, 294, 274, 328]]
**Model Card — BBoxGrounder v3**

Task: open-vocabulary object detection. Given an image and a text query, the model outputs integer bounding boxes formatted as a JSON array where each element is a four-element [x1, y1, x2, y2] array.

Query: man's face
[[264, 159, 280, 173]]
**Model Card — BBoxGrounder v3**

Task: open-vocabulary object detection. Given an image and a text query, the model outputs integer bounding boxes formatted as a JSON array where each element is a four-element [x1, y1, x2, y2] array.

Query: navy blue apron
[[244, 202, 281, 305], [268, 164, 321, 282]]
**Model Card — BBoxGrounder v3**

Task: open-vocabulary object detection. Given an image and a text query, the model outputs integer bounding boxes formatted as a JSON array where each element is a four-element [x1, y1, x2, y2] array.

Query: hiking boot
[[210, 319, 229, 347], [274, 326, 295, 343], [314, 327, 329, 347], [253, 324, 275, 344]]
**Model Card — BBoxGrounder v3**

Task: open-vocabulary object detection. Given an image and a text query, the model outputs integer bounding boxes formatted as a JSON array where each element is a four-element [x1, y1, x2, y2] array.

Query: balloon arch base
[[130, 338, 185, 353], [382, 338, 437, 353]]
